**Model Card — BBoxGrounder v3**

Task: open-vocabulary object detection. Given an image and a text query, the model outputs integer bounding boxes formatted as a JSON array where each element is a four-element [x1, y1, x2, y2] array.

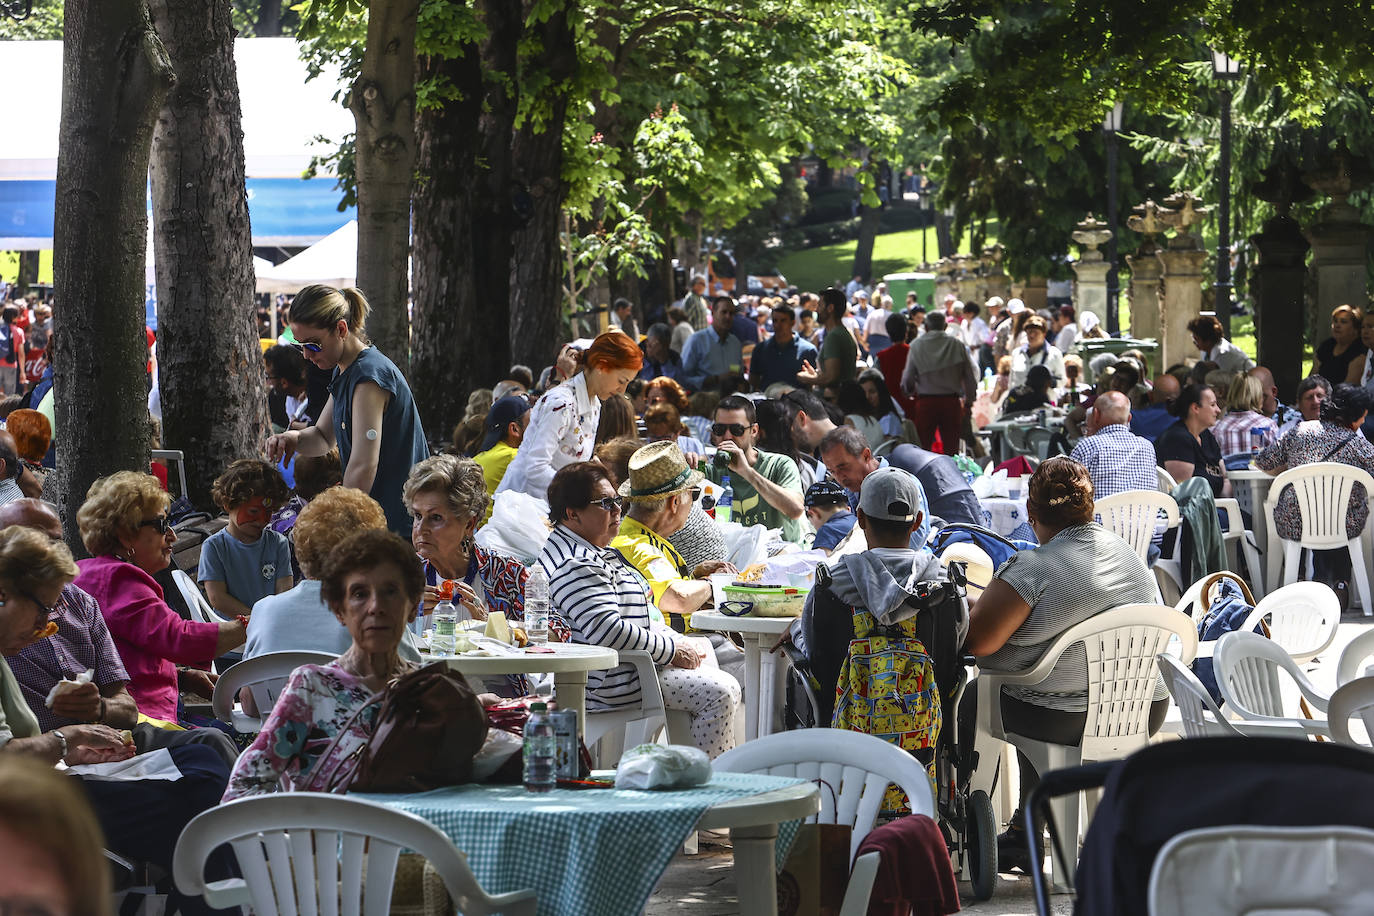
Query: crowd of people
[[4, 270, 1374, 909]]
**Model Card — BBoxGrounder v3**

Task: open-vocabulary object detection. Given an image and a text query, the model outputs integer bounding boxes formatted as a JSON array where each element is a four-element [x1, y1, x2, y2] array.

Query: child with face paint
[[198, 459, 295, 620]]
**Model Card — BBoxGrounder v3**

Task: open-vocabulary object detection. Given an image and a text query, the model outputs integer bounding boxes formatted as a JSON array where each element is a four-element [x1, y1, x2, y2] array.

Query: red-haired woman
[[497, 332, 643, 503]]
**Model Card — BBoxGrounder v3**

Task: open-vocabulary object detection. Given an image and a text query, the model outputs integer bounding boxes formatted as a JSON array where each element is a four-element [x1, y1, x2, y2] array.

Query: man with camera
[[703, 395, 804, 542]]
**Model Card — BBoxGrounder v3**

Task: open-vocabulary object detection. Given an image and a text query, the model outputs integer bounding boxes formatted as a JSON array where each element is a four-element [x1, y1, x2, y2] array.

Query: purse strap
[[1321, 430, 1358, 462], [309, 688, 387, 794]]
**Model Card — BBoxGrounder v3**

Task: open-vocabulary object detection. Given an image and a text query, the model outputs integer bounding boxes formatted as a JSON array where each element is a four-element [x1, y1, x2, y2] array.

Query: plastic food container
[[720, 584, 808, 617]]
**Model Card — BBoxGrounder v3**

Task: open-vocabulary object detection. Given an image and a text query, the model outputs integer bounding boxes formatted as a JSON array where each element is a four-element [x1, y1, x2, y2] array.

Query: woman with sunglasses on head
[[539, 461, 740, 758], [497, 332, 643, 505], [264, 285, 429, 537], [73, 472, 246, 730]]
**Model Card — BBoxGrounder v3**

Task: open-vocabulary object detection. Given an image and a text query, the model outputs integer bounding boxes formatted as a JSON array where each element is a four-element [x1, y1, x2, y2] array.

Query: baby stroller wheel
[[966, 789, 998, 901]]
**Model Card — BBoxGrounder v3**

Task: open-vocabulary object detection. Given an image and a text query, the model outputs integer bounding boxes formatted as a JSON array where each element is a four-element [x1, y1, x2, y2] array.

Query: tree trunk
[[508, 0, 575, 374], [935, 209, 955, 258], [149, 0, 266, 510], [350, 0, 419, 372], [15, 251, 39, 296], [852, 203, 880, 283], [53, 0, 174, 548], [254, 0, 282, 36]]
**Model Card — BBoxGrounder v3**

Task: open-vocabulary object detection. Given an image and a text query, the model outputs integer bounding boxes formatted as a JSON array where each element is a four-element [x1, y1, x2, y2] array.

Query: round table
[[439, 643, 618, 731], [697, 780, 821, 916], [690, 610, 795, 740]]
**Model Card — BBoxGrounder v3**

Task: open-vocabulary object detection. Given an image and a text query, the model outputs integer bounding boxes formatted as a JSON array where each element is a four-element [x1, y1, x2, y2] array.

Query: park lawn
[[776, 226, 984, 293]]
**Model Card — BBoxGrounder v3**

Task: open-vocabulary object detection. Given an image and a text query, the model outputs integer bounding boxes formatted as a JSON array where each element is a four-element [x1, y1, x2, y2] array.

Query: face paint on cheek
[[235, 496, 272, 527]]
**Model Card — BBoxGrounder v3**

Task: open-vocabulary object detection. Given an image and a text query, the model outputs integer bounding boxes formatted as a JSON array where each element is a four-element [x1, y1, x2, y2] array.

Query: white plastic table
[[696, 779, 820, 916], [1230, 468, 1274, 560], [439, 643, 618, 731], [690, 610, 794, 740]]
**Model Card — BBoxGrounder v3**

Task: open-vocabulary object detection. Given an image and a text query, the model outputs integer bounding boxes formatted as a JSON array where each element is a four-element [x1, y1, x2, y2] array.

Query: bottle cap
[[438, 580, 456, 600], [530, 701, 548, 712]]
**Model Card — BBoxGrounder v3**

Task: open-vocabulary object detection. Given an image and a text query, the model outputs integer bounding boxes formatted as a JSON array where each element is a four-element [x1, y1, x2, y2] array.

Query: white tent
[[254, 220, 356, 294]]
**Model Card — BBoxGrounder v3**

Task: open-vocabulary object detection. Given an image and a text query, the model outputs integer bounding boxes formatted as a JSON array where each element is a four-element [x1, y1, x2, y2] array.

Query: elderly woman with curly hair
[[73, 472, 246, 725]]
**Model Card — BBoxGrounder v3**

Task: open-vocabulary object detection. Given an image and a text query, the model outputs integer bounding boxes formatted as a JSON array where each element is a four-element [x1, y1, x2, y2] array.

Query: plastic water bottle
[[717, 475, 734, 524], [1250, 425, 1267, 456], [981, 366, 994, 392], [523, 702, 557, 792], [524, 564, 550, 645], [430, 581, 458, 656]]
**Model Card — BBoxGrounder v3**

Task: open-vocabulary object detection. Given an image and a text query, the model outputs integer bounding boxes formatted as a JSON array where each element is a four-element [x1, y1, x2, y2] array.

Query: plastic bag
[[476, 491, 552, 564], [971, 469, 1012, 500], [614, 744, 711, 790], [718, 521, 770, 570]]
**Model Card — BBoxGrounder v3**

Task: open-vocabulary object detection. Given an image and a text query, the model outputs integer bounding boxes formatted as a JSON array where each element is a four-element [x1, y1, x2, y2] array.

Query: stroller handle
[[1026, 760, 1116, 915]]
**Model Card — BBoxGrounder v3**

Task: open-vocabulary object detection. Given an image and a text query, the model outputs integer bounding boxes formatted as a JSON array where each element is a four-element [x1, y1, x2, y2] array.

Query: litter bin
[[882, 272, 937, 310]]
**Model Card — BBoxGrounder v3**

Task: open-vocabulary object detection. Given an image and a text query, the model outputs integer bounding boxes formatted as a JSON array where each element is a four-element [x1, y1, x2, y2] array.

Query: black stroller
[[1026, 736, 1374, 915], [781, 561, 1001, 900]]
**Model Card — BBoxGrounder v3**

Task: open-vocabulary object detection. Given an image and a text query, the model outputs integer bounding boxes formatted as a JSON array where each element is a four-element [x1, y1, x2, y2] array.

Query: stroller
[[781, 556, 1002, 901], [1026, 736, 1374, 915]]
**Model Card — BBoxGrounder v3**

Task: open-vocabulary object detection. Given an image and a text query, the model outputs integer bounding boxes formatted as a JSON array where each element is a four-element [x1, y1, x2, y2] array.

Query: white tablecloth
[[978, 496, 1031, 539]]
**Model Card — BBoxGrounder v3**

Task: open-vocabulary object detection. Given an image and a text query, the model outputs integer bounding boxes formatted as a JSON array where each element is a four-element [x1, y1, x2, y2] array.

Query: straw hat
[[619, 441, 704, 502]]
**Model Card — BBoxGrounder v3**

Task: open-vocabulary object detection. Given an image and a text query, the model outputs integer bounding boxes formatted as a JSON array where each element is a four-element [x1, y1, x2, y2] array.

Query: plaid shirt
[[8, 584, 129, 731], [1212, 410, 1278, 457], [1069, 424, 1159, 499]]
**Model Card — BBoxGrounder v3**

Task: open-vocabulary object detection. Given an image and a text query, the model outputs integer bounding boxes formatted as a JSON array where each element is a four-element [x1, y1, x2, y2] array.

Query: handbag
[[312, 662, 488, 793]]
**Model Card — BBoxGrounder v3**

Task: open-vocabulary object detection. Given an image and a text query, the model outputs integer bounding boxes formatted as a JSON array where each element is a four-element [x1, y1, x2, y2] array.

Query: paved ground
[[646, 617, 1373, 915]]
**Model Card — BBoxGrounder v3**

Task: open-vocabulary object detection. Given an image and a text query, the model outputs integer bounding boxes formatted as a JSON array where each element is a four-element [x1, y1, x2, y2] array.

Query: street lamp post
[[1102, 102, 1123, 337], [1211, 49, 1242, 339]]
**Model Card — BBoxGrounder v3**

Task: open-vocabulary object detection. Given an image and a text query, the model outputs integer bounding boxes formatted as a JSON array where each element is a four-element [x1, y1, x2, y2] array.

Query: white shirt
[[1054, 324, 1079, 353], [1200, 338, 1255, 374], [496, 372, 599, 502], [1009, 343, 1066, 388]]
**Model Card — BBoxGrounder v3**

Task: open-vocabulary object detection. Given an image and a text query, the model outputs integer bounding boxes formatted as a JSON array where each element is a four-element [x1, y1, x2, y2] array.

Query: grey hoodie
[[826, 548, 948, 627]]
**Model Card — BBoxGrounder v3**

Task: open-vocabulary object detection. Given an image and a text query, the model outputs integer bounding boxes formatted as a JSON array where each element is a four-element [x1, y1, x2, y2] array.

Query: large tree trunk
[[149, 0, 266, 509], [508, 0, 575, 374], [411, 0, 519, 440], [852, 203, 880, 283], [255, 0, 282, 36], [15, 251, 40, 297], [53, 0, 174, 547], [351, 0, 419, 371]]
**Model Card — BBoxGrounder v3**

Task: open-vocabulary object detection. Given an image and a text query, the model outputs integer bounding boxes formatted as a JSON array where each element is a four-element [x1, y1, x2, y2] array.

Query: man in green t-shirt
[[797, 286, 857, 388], [704, 395, 805, 542]]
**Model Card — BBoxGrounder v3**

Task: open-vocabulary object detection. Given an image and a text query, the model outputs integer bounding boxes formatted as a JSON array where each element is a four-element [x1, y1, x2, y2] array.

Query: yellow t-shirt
[[610, 517, 690, 607], [473, 442, 519, 525]]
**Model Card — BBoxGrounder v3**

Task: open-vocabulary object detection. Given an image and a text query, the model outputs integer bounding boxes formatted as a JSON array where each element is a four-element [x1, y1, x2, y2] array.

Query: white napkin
[[45, 669, 93, 708], [67, 749, 183, 782]]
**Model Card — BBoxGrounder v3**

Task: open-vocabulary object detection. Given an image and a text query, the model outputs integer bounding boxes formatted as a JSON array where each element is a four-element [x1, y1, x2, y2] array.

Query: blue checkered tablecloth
[[357, 772, 806, 916]]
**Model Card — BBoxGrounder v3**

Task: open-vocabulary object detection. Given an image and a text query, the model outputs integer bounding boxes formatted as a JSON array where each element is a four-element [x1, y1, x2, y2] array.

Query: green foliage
[[0, 0, 61, 39]]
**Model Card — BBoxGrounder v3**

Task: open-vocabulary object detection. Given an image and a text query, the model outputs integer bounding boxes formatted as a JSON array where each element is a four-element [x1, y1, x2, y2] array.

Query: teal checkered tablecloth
[[358, 772, 805, 916]]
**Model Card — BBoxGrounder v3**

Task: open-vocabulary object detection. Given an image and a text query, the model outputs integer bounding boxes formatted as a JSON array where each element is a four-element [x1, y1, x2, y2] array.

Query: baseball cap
[[1006, 298, 1026, 315], [477, 395, 531, 454], [804, 479, 850, 509], [858, 467, 923, 523]]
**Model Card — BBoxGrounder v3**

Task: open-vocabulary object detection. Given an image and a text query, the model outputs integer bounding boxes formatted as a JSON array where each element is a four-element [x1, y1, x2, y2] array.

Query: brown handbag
[[313, 662, 489, 794]]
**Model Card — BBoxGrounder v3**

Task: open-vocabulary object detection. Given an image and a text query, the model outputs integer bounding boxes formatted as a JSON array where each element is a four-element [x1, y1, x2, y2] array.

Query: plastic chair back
[[714, 728, 934, 864], [1264, 462, 1374, 550], [172, 794, 537, 916], [1337, 628, 1374, 687], [1025, 426, 1057, 461], [1241, 581, 1340, 665], [1156, 653, 1241, 738], [1156, 466, 1179, 493], [1328, 676, 1374, 749], [211, 650, 339, 732], [1213, 631, 1331, 735], [1094, 490, 1180, 564], [172, 569, 222, 625]]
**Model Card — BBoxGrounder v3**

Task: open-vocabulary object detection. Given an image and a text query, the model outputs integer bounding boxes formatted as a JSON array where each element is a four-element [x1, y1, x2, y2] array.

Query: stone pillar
[[955, 255, 981, 305], [982, 244, 1011, 300], [1155, 191, 1212, 369], [1071, 216, 1113, 324], [1019, 276, 1049, 312], [1125, 199, 1170, 343], [935, 258, 957, 304], [1304, 150, 1373, 347]]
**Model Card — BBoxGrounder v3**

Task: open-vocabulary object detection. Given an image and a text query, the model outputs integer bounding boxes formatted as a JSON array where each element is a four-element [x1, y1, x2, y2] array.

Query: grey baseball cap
[[858, 467, 923, 523]]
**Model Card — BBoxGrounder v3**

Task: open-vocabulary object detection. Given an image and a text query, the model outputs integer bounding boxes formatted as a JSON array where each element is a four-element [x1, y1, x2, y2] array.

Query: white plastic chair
[[583, 649, 689, 765], [1337, 628, 1374, 687], [1212, 630, 1330, 738], [1263, 462, 1374, 616], [974, 604, 1197, 888], [1155, 652, 1306, 740], [715, 729, 935, 916], [210, 650, 338, 733], [172, 568, 225, 625], [1241, 581, 1340, 665], [938, 542, 995, 604], [152, 449, 189, 500], [1328, 676, 1374, 749], [1149, 825, 1374, 915], [172, 794, 536, 916], [1093, 489, 1180, 565], [1156, 467, 1262, 595], [1173, 571, 1254, 626]]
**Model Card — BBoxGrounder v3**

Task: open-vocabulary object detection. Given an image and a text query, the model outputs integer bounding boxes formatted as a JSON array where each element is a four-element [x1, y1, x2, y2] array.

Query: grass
[[776, 225, 983, 292]]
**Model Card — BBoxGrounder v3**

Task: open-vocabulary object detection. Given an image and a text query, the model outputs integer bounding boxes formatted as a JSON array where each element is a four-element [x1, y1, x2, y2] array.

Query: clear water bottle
[[717, 474, 734, 524], [430, 581, 458, 656], [524, 564, 550, 645], [523, 701, 557, 792], [1250, 425, 1267, 455]]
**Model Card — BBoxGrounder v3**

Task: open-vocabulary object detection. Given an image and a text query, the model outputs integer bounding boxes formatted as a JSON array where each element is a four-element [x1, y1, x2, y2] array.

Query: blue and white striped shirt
[[539, 525, 676, 710]]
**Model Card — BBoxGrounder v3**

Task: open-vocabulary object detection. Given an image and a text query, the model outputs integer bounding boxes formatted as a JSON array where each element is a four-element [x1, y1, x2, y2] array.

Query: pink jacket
[[74, 556, 219, 722]]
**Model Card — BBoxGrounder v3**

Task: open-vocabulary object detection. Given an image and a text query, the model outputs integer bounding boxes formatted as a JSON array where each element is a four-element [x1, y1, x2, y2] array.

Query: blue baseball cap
[[477, 396, 531, 454]]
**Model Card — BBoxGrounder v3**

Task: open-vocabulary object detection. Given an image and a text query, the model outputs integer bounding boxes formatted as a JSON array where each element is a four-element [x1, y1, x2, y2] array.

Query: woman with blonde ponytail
[[265, 285, 428, 535]]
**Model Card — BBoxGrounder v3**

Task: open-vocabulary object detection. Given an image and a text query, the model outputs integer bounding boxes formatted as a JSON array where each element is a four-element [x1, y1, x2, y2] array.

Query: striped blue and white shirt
[[540, 525, 677, 710]]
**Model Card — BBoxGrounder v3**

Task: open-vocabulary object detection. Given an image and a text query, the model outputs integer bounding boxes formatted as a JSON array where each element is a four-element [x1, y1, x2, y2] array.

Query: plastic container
[[717, 475, 734, 524], [524, 564, 550, 645], [720, 584, 808, 617], [523, 702, 556, 792]]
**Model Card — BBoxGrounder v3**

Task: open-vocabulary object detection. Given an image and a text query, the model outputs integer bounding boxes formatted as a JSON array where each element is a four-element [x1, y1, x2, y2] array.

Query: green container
[[720, 584, 808, 617], [882, 272, 937, 309], [1074, 337, 1161, 382]]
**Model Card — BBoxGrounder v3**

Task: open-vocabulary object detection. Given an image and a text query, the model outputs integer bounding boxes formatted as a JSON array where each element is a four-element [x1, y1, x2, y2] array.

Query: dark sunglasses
[[586, 496, 625, 513], [290, 341, 324, 353], [712, 422, 750, 437], [139, 516, 171, 534]]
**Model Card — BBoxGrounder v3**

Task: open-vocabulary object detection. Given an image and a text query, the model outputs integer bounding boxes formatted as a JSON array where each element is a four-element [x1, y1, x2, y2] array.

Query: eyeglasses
[[139, 516, 171, 534], [585, 496, 625, 513], [712, 422, 749, 437], [20, 589, 57, 624], [290, 341, 324, 353]]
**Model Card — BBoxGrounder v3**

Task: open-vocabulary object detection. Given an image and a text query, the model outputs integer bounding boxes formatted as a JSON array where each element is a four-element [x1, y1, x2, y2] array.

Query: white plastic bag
[[476, 491, 552, 564], [718, 521, 770, 570], [971, 469, 1012, 500], [614, 744, 712, 790]]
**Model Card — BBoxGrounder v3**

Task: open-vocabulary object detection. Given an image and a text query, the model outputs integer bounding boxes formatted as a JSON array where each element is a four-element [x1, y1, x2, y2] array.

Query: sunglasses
[[586, 496, 625, 513], [290, 341, 324, 353], [139, 516, 171, 534], [712, 422, 750, 437]]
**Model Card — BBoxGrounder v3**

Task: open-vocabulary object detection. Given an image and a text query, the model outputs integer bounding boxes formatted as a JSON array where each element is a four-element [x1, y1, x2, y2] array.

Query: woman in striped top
[[962, 457, 1164, 872], [539, 462, 740, 758]]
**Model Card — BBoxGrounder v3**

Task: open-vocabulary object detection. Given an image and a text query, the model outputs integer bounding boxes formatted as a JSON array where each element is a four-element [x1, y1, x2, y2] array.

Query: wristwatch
[[53, 729, 67, 762]]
